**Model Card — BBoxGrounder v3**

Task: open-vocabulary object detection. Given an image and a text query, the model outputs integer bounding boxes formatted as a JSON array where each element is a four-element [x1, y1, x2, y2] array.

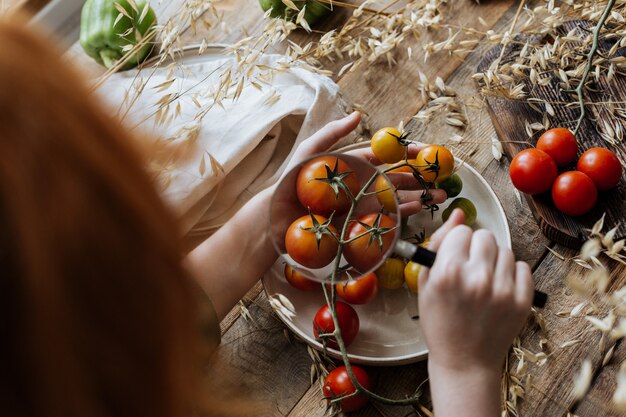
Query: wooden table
[[175, 1, 626, 416], [9, 0, 626, 415]]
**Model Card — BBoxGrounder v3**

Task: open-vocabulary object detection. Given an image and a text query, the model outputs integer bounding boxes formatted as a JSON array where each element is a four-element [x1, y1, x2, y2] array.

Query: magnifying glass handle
[[396, 242, 548, 308]]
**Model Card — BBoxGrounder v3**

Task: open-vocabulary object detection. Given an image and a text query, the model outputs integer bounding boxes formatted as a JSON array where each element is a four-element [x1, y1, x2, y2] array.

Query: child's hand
[[418, 209, 533, 374]]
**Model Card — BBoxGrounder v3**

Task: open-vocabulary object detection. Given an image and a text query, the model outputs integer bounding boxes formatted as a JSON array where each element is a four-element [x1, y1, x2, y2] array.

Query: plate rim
[[262, 144, 512, 365]]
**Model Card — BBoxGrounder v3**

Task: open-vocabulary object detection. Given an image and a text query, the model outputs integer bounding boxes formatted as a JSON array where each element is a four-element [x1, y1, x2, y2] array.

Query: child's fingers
[[423, 225, 472, 288], [468, 230, 498, 273], [493, 247, 515, 297], [345, 142, 426, 165], [426, 208, 465, 252], [514, 261, 534, 311], [396, 189, 447, 205], [297, 112, 361, 157]]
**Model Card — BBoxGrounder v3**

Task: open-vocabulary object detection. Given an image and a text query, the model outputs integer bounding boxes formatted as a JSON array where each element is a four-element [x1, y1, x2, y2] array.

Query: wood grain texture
[[336, 0, 515, 132], [509, 246, 598, 417], [510, 249, 626, 417], [286, 381, 330, 417], [220, 281, 264, 335], [568, 259, 626, 417], [205, 290, 316, 417], [478, 20, 626, 249]]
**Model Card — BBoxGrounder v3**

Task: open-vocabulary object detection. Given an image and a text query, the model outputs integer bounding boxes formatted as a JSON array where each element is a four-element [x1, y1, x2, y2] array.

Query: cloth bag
[[99, 52, 354, 237]]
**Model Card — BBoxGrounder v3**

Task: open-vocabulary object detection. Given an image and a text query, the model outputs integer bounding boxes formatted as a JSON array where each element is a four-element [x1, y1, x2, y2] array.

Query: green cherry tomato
[[442, 197, 477, 226], [436, 173, 463, 198]]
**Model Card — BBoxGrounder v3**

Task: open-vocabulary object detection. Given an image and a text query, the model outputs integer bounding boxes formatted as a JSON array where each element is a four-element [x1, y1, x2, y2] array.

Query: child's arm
[[419, 209, 533, 417]]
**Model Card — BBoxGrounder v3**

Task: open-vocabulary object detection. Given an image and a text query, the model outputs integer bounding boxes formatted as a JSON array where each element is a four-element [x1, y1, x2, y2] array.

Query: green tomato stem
[[320, 168, 422, 407]]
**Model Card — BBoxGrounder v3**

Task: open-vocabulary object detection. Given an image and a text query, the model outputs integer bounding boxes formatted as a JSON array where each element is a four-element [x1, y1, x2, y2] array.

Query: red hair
[[0, 12, 204, 417]]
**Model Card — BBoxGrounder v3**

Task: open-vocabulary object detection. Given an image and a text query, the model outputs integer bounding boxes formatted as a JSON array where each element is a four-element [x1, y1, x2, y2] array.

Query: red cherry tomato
[[323, 365, 372, 413], [313, 301, 360, 348], [336, 271, 378, 304], [536, 128, 578, 167], [296, 156, 361, 217], [551, 171, 597, 216], [343, 213, 397, 273], [509, 149, 558, 195], [285, 214, 339, 269], [284, 264, 321, 291], [577, 147, 622, 191]]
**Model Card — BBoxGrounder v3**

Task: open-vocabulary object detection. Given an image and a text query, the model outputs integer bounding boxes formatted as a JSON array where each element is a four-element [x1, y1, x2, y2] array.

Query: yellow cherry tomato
[[374, 162, 420, 212], [371, 127, 407, 164], [375, 258, 405, 289], [414, 145, 455, 183], [404, 261, 421, 293], [374, 175, 397, 212]]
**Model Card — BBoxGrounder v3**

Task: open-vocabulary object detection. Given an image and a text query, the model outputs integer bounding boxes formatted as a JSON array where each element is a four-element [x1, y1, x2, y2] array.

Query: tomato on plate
[[414, 145, 455, 183], [336, 271, 378, 304], [436, 172, 463, 198], [375, 258, 405, 289], [313, 301, 360, 348], [285, 214, 339, 269], [551, 171, 597, 216], [374, 162, 416, 212], [297, 156, 361, 217], [370, 127, 408, 164], [509, 148, 558, 195], [442, 197, 477, 226], [577, 147, 622, 191], [343, 213, 397, 273], [536, 128, 578, 167], [284, 264, 321, 291], [404, 261, 421, 293], [323, 365, 372, 413]]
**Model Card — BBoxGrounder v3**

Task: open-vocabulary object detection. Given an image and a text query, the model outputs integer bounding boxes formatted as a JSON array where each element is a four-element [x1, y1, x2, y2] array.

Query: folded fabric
[[98, 51, 355, 237]]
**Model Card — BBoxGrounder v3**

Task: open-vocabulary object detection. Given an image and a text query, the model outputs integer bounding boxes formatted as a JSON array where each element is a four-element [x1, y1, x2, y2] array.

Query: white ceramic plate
[[262, 152, 511, 366]]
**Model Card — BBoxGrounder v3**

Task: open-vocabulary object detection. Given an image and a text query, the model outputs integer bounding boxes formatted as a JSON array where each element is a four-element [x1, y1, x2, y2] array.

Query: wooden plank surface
[[478, 20, 626, 250], [205, 291, 317, 417]]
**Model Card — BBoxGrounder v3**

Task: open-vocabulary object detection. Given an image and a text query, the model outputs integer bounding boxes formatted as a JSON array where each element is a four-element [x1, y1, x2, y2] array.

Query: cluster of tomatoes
[[509, 128, 623, 216], [282, 127, 462, 412]]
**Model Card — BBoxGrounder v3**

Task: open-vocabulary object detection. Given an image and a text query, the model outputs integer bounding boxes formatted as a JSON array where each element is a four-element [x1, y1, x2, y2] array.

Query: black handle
[[411, 246, 547, 308]]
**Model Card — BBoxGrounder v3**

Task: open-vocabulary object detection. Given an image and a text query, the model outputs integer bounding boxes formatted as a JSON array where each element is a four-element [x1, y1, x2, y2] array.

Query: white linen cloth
[[98, 53, 354, 236]]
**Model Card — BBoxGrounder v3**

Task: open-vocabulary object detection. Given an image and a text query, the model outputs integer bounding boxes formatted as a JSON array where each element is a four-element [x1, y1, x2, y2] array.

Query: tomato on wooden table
[[343, 213, 397, 273], [577, 147, 622, 191], [536, 128, 578, 167], [285, 214, 339, 269], [296, 155, 360, 217], [551, 171, 597, 216], [509, 148, 558, 195], [313, 301, 360, 348], [336, 271, 378, 304], [323, 365, 372, 413]]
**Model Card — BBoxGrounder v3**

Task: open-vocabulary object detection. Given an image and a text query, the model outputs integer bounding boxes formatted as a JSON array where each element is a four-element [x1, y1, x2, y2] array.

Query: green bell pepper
[[80, 0, 157, 71]]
